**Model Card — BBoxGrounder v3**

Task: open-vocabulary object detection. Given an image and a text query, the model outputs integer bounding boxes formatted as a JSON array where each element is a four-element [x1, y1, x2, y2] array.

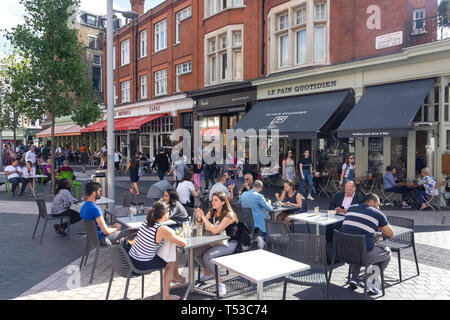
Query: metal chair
[[379, 188, 396, 207], [32, 199, 71, 245], [79, 220, 101, 284], [235, 207, 254, 236], [418, 184, 443, 212], [104, 191, 135, 223], [265, 219, 290, 254], [282, 233, 330, 300], [106, 244, 164, 300], [378, 216, 419, 282], [329, 230, 386, 300], [58, 171, 81, 198]]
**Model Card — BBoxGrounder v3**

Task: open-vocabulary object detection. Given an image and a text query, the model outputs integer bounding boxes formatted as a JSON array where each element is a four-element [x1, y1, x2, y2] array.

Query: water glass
[[314, 206, 319, 215], [196, 226, 203, 237]]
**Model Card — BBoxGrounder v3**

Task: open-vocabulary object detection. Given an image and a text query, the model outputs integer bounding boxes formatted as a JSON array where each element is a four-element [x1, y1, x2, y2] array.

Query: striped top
[[341, 204, 389, 251], [129, 222, 163, 262]]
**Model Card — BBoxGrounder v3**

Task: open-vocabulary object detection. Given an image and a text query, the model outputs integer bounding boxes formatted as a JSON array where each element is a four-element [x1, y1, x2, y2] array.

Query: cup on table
[[175, 227, 183, 236], [196, 226, 203, 237], [327, 210, 336, 220], [314, 207, 319, 215]]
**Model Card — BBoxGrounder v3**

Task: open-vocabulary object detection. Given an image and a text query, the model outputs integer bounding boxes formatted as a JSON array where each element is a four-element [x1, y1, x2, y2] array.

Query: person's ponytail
[[146, 201, 169, 228]]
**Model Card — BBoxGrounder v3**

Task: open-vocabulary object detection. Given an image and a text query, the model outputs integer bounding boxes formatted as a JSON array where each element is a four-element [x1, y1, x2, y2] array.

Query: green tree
[[6, 0, 102, 193]]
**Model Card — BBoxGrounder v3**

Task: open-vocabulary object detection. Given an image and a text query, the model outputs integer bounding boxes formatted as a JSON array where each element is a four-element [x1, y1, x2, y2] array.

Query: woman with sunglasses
[[298, 150, 314, 200], [282, 150, 295, 182], [339, 154, 356, 189]]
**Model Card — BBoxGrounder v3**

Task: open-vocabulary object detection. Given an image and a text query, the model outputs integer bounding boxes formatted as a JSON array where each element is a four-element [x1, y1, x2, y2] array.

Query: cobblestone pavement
[[2, 166, 450, 300]]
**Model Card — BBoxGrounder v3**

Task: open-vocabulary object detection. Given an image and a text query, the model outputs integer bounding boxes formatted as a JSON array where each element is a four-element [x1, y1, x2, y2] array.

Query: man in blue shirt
[[240, 180, 273, 249], [341, 193, 394, 295], [383, 166, 411, 208], [80, 182, 131, 245]]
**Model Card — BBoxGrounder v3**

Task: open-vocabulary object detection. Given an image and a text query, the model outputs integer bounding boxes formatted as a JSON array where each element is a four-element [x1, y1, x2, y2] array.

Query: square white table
[[75, 196, 115, 207], [289, 211, 345, 235], [211, 249, 310, 300], [116, 215, 177, 230]]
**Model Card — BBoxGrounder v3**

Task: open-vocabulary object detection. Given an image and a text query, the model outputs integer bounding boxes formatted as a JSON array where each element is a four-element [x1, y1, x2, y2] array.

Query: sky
[[0, 0, 166, 57]]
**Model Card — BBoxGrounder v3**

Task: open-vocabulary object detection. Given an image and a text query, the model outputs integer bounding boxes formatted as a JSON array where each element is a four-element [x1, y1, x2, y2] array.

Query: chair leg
[[412, 245, 420, 276], [123, 273, 132, 300], [282, 279, 288, 300], [363, 266, 368, 300], [380, 267, 385, 297], [32, 216, 40, 239], [39, 218, 48, 245], [106, 269, 114, 300], [141, 275, 145, 299], [160, 270, 164, 300], [89, 247, 99, 284], [80, 243, 88, 269], [397, 250, 402, 282], [66, 217, 70, 240]]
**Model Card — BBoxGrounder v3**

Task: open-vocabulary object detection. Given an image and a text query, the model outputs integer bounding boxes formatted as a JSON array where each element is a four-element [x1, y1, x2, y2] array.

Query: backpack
[[231, 221, 252, 253]]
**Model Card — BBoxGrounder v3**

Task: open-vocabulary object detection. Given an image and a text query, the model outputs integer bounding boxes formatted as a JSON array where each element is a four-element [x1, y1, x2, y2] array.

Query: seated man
[[224, 170, 238, 199], [56, 160, 75, 179], [383, 166, 411, 208], [341, 193, 394, 295], [240, 180, 273, 249], [209, 173, 235, 202], [416, 167, 437, 211], [4, 158, 28, 197], [326, 180, 362, 243], [80, 181, 132, 245], [239, 173, 253, 195]]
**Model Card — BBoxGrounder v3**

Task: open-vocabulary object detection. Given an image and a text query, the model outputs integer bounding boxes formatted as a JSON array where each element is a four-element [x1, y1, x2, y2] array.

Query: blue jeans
[[299, 170, 313, 196], [416, 190, 429, 204], [158, 169, 165, 180]]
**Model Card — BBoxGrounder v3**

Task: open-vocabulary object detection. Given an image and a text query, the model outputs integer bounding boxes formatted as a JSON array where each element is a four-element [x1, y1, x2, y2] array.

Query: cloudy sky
[[0, 0, 166, 56]]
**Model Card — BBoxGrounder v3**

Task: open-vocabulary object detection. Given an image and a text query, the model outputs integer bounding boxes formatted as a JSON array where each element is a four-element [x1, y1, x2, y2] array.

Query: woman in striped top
[[129, 201, 187, 300]]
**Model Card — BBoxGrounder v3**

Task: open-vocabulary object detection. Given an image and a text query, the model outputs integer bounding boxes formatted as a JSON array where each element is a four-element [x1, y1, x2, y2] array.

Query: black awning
[[231, 90, 354, 139], [337, 78, 436, 138]]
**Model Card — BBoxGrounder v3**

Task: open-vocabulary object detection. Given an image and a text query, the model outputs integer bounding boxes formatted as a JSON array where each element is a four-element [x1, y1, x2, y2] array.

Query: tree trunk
[[13, 110, 16, 150], [51, 108, 56, 195]]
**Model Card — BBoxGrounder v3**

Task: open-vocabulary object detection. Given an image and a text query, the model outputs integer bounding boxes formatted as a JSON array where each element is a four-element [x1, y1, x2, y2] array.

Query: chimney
[[130, 0, 145, 16]]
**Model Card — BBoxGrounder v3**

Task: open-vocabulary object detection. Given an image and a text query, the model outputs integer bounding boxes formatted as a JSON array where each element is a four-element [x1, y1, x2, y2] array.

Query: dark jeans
[[416, 190, 430, 204], [158, 169, 165, 181], [205, 170, 215, 189], [299, 170, 313, 196], [385, 186, 408, 202], [8, 177, 28, 195], [52, 209, 82, 230]]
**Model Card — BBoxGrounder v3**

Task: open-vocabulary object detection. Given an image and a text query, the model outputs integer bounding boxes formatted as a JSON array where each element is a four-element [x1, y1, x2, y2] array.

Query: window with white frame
[[121, 81, 130, 103], [205, 0, 245, 18], [155, 69, 167, 96], [176, 62, 192, 92], [140, 30, 147, 58], [88, 36, 98, 49], [205, 26, 243, 85], [121, 39, 130, 66], [93, 54, 102, 66], [113, 86, 117, 105], [155, 20, 167, 52], [140, 75, 147, 99], [269, 1, 329, 73], [413, 8, 426, 32], [175, 7, 192, 44], [86, 14, 97, 26]]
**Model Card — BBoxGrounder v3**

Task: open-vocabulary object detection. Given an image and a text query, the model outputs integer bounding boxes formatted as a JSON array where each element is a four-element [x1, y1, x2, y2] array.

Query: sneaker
[[348, 278, 358, 290], [256, 236, 265, 249], [367, 284, 382, 295], [402, 204, 412, 209], [307, 194, 314, 201], [301, 195, 305, 200], [218, 282, 227, 297], [199, 273, 214, 282]]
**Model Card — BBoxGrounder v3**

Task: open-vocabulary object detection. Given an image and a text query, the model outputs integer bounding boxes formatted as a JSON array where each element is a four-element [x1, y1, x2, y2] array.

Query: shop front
[[250, 40, 450, 183]]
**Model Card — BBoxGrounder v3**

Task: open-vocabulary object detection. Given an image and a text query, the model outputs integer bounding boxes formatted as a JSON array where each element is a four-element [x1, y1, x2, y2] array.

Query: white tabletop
[[75, 197, 115, 206], [211, 249, 310, 284], [116, 215, 177, 230], [185, 233, 230, 250], [27, 175, 48, 179], [289, 211, 345, 226]]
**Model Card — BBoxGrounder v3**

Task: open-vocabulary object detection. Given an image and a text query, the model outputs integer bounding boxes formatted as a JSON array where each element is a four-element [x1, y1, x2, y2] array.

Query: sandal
[[163, 294, 180, 300], [171, 275, 186, 284]]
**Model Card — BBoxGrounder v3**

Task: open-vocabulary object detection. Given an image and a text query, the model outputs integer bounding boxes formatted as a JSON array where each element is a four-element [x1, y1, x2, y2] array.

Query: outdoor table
[[116, 214, 177, 230], [180, 232, 230, 300], [211, 249, 310, 300], [71, 197, 115, 213], [289, 211, 345, 235], [25, 174, 48, 192], [375, 225, 413, 243], [270, 205, 300, 221]]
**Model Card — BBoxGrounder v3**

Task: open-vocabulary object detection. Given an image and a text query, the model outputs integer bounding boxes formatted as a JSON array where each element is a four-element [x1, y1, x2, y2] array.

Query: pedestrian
[[152, 147, 170, 181], [298, 149, 314, 200], [125, 154, 140, 195], [25, 145, 37, 166], [339, 154, 356, 189], [173, 152, 186, 187], [282, 149, 295, 181], [114, 149, 122, 172], [193, 157, 202, 189]]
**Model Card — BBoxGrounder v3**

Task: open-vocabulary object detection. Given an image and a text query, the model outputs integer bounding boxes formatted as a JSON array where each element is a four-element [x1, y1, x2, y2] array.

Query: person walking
[[152, 147, 170, 181], [298, 149, 314, 200], [125, 154, 140, 196], [339, 154, 356, 189], [282, 150, 295, 181], [193, 158, 202, 189], [173, 152, 186, 187]]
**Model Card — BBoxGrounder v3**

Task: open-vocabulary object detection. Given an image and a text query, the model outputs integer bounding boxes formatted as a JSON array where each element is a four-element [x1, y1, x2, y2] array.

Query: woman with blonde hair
[[194, 191, 239, 297]]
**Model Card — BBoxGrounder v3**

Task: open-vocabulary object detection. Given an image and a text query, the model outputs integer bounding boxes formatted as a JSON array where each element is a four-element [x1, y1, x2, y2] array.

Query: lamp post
[[106, 0, 138, 206]]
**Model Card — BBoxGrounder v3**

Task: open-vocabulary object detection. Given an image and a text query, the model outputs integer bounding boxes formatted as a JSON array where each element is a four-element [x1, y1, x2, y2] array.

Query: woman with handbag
[[194, 191, 239, 297]]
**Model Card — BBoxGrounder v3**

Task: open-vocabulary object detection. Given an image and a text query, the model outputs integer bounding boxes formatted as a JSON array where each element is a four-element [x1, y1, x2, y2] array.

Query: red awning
[[37, 124, 82, 138], [81, 114, 165, 133]]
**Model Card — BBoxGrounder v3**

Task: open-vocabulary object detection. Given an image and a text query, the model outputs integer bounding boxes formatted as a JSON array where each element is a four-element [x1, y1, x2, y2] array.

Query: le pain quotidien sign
[[266, 80, 338, 97]]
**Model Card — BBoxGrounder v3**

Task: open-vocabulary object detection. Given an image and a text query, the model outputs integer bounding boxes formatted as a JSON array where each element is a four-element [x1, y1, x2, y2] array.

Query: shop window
[[391, 137, 408, 179], [368, 137, 383, 176], [315, 138, 350, 175]]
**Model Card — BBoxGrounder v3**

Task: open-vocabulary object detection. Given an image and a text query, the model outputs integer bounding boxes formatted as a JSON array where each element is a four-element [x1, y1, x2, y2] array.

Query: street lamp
[[106, 1, 138, 207]]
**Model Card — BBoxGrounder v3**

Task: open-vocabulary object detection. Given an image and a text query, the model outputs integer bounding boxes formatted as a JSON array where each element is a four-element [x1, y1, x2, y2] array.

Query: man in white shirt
[[114, 149, 122, 171], [4, 159, 28, 197], [209, 174, 235, 201], [25, 145, 37, 166]]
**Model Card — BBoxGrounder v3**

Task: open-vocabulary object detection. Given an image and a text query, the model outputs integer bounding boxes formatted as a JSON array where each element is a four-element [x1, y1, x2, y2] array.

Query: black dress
[[129, 163, 139, 183]]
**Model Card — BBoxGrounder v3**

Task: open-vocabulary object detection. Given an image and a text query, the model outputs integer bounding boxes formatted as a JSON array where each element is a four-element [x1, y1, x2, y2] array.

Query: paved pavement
[[1, 165, 450, 300]]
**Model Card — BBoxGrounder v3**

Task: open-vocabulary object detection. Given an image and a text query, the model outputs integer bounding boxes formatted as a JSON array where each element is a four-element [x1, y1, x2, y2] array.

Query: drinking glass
[[314, 206, 319, 215]]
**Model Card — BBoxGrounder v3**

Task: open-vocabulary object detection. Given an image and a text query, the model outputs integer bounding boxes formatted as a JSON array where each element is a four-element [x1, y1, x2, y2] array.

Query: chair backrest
[[122, 191, 135, 207], [265, 219, 290, 236], [83, 220, 100, 247], [36, 199, 48, 219], [387, 216, 414, 244], [236, 207, 254, 234], [200, 198, 210, 213], [333, 229, 367, 266], [58, 170, 74, 181], [286, 233, 327, 267], [108, 244, 134, 278], [185, 207, 195, 218]]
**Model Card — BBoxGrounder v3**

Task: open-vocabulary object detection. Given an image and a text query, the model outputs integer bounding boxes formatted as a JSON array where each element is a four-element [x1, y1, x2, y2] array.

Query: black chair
[[329, 230, 386, 300], [282, 233, 330, 300], [200, 198, 210, 213], [185, 207, 195, 218], [235, 207, 254, 236], [378, 216, 419, 282], [79, 220, 101, 284], [265, 219, 290, 254], [32, 199, 71, 245], [106, 244, 164, 300]]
